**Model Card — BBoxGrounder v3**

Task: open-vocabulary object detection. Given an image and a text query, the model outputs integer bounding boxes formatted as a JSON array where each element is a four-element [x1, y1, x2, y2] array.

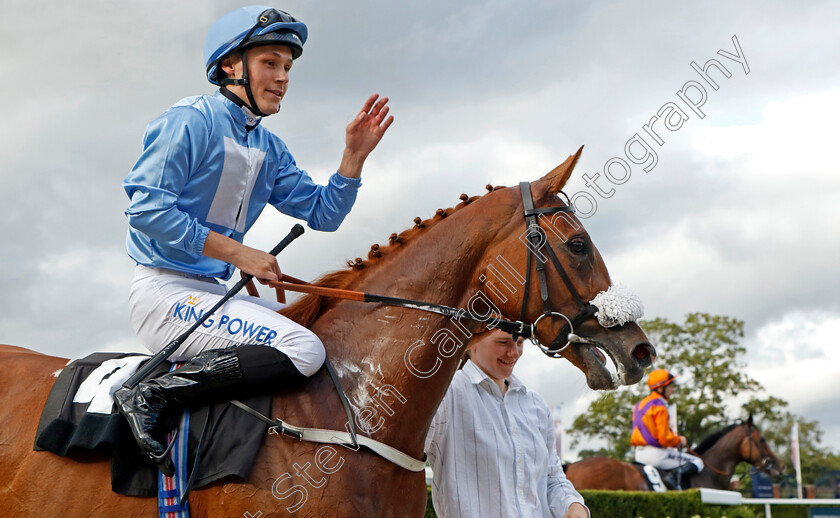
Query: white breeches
[[128, 265, 325, 376], [635, 445, 705, 471]]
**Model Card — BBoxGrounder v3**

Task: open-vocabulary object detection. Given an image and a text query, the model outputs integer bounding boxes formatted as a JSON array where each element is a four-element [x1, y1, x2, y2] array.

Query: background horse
[[0, 148, 654, 517], [565, 417, 785, 491]]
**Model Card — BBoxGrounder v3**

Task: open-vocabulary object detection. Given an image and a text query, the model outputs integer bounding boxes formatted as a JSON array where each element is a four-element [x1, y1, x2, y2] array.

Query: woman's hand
[[565, 502, 589, 518]]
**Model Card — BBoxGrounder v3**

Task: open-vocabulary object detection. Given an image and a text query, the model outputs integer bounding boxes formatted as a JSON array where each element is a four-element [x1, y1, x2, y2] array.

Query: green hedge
[[741, 504, 809, 518], [424, 487, 812, 517], [577, 490, 756, 518]]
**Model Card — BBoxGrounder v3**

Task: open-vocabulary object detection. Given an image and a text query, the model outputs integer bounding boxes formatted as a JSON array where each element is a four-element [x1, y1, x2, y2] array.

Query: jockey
[[114, 5, 393, 476], [631, 369, 704, 487]]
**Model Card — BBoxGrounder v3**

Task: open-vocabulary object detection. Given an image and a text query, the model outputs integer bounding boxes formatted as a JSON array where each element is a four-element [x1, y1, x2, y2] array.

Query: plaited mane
[[279, 187, 506, 327]]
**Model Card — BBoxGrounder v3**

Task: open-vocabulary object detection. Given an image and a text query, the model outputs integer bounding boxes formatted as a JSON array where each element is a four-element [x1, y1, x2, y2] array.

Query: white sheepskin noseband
[[590, 284, 645, 328]]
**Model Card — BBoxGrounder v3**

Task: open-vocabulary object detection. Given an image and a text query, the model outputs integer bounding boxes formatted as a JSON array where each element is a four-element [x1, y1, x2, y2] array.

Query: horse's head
[[740, 416, 786, 477], [472, 146, 654, 389]]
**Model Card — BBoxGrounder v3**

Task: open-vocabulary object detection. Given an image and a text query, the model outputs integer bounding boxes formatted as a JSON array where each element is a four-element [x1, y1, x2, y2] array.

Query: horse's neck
[[696, 429, 744, 488], [312, 220, 494, 457]]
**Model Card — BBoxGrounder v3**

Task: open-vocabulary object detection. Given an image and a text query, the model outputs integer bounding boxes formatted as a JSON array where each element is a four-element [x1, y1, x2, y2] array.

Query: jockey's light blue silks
[[124, 90, 360, 280]]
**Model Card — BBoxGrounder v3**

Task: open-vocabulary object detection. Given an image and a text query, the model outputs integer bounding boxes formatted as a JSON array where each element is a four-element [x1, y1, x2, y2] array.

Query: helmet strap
[[217, 49, 271, 118], [219, 85, 247, 106], [239, 49, 270, 117]]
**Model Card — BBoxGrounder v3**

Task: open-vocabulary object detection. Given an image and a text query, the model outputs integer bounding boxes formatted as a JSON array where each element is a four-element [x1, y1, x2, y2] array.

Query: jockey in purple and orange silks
[[631, 369, 704, 482]]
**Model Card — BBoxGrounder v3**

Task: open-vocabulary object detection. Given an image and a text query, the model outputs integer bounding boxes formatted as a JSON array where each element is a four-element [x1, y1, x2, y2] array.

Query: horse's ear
[[531, 145, 584, 202], [746, 414, 754, 426]]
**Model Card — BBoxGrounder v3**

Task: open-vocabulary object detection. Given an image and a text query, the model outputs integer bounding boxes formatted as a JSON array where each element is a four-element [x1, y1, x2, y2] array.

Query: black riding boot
[[661, 469, 681, 490], [113, 346, 308, 476], [678, 462, 700, 489]]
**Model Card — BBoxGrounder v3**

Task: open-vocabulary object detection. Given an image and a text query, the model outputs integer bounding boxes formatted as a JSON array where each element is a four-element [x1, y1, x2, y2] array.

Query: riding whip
[[122, 224, 305, 389]]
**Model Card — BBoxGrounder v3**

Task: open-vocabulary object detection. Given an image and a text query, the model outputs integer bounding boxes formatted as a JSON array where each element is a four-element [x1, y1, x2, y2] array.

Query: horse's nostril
[[633, 343, 655, 367]]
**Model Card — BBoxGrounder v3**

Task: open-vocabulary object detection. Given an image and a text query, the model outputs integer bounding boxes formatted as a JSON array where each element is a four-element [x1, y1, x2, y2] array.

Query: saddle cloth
[[33, 352, 271, 497], [637, 463, 667, 492]]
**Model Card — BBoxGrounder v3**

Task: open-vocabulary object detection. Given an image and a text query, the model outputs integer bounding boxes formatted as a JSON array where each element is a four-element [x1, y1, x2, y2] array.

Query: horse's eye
[[568, 239, 587, 255]]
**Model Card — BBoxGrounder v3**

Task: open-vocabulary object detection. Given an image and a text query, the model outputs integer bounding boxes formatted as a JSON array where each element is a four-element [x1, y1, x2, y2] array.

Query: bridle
[[742, 423, 778, 474], [689, 422, 778, 478], [518, 181, 599, 357]]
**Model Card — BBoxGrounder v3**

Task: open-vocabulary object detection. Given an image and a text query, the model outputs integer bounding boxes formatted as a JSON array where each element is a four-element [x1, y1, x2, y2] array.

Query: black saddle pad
[[33, 352, 272, 497]]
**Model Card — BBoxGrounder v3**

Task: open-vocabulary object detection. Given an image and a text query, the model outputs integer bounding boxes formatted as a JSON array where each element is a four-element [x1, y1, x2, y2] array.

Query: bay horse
[[565, 417, 785, 491], [0, 147, 654, 517]]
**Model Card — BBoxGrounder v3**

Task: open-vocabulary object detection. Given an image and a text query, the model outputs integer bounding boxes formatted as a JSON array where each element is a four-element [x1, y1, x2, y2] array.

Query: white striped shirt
[[425, 361, 588, 518]]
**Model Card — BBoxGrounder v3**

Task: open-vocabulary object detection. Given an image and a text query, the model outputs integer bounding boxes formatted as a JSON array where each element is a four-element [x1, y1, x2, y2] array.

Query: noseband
[[518, 181, 599, 357]]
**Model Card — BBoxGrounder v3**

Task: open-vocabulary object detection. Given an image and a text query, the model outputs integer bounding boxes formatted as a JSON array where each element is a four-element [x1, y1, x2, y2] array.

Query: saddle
[[33, 352, 271, 497]]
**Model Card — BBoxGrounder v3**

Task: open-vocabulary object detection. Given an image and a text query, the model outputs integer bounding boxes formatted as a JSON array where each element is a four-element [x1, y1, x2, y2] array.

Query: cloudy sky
[[2, 1, 838, 460]]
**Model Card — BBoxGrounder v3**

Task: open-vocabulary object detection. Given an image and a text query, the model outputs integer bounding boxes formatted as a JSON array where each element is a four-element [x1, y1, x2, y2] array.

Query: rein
[[268, 275, 531, 338], [686, 448, 729, 477]]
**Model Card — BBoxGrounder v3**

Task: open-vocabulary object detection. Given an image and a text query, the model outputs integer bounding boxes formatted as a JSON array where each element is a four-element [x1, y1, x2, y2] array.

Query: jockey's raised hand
[[339, 94, 394, 179]]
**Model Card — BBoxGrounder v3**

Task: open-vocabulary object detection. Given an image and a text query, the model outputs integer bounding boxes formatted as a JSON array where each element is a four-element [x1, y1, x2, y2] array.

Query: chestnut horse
[[0, 148, 654, 517], [565, 418, 785, 491]]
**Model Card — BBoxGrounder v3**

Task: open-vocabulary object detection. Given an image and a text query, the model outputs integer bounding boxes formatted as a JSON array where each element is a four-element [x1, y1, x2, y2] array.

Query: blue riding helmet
[[204, 5, 308, 86]]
